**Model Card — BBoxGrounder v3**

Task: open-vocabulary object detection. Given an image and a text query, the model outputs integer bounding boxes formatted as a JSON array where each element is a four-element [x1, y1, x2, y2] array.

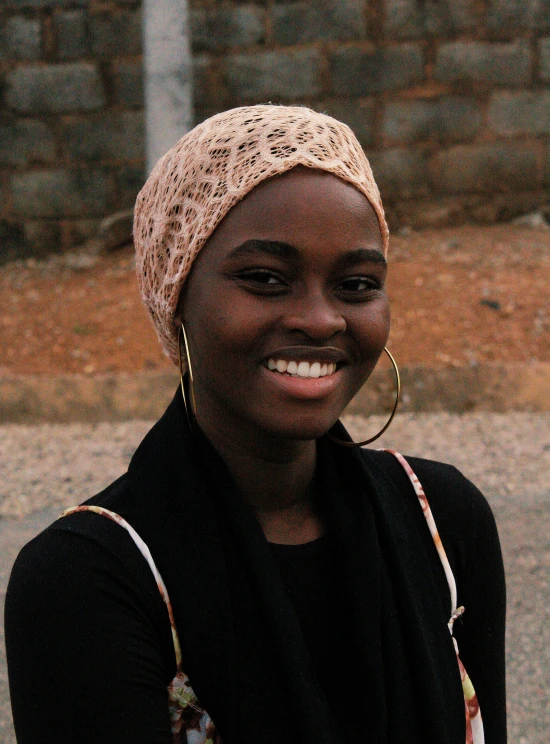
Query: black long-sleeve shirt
[[5, 457, 506, 744]]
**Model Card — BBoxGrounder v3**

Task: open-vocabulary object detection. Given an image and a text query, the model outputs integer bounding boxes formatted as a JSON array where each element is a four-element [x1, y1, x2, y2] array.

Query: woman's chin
[[241, 390, 355, 443], [255, 414, 341, 443]]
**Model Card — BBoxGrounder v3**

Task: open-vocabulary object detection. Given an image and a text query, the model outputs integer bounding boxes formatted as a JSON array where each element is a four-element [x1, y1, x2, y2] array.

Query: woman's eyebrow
[[226, 241, 386, 268], [226, 239, 300, 260], [337, 248, 387, 270]]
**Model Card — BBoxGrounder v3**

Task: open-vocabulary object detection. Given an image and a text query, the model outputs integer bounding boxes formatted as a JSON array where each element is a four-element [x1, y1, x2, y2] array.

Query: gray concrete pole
[[143, 0, 193, 175]]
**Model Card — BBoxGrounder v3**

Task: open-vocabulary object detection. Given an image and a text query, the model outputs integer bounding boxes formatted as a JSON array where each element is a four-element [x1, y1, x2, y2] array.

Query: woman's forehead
[[210, 167, 382, 243], [188, 171, 384, 279]]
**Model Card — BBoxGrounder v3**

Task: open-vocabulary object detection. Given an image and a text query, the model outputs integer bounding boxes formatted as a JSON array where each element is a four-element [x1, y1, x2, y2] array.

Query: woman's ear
[[174, 291, 186, 326]]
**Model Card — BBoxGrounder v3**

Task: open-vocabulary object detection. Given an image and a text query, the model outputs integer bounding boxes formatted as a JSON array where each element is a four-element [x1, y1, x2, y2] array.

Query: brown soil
[[0, 225, 548, 376]]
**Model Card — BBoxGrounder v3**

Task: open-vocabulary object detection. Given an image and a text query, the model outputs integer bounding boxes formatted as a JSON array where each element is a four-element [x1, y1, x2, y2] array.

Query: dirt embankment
[[0, 225, 548, 377]]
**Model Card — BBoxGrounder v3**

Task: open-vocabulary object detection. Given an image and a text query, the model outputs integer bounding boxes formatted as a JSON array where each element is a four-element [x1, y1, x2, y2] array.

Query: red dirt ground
[[0, 225, 548, 376]]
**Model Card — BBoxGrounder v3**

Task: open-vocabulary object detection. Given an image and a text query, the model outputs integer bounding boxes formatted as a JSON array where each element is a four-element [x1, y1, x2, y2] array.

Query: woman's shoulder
[[8, 472, 149, 601], [360, 447, 500, 562], [360, 448, 503, 615], [6, 469, 174, 663], [362, 448, 493, 517]]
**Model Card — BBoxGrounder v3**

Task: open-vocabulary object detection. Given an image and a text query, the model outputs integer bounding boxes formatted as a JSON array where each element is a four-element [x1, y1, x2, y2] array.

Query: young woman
[[5, 105, 506, 744]]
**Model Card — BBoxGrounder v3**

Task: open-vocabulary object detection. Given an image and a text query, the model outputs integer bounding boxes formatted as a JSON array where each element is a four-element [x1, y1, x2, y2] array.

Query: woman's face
[[179, 167, 390, 443]]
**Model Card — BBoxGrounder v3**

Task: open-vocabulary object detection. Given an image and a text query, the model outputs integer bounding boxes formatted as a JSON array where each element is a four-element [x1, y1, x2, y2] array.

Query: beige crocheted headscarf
[[134, 104, 388, 365]]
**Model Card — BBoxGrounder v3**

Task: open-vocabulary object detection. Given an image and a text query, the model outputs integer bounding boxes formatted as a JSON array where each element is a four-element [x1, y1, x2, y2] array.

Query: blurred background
[[2, 0, 550, 255], [0, 1, 549, 742], [0, 0, 549, 391]]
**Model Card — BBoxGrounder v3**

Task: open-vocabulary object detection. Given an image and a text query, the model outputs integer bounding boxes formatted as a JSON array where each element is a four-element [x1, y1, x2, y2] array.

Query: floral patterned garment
[[381, 450, 485, 744], [60, 504, 218, 744], [61, 450, 484, 744]]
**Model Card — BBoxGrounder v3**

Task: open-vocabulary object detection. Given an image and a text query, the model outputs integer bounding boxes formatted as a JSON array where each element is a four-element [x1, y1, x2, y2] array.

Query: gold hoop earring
[[328, 347, 400, 448], [178, 323, 197, 428]]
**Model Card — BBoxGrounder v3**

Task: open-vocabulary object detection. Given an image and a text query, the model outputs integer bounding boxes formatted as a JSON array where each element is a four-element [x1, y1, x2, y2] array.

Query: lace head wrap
[[134, 104, 388, 364]]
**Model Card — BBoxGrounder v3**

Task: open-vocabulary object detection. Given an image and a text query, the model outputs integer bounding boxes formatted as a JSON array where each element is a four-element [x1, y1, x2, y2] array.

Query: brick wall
[[2, 0, 550, 263], [0, 0, 143, 262]]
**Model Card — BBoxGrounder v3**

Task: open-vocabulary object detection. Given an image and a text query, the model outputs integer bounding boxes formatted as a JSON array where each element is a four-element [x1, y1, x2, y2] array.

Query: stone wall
[[0, 0, 143, 262], [2, 0, 550, 262]]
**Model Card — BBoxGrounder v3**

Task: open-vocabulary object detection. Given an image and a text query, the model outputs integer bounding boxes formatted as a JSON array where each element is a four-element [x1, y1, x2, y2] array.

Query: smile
[[266, 359, 338, 378]]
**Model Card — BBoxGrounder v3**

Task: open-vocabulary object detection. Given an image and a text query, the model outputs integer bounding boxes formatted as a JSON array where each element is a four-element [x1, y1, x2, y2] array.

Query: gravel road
[[1, 412, 549, 743]]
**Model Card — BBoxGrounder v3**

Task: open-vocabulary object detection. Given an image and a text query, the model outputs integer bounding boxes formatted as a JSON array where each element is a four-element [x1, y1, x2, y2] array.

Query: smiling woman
[[5, 106, 506, 744], [178, 168, 389, 448]]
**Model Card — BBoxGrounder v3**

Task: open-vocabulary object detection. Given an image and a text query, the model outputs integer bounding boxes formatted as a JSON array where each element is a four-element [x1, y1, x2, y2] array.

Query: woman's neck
[[196, 414, 326, 545]]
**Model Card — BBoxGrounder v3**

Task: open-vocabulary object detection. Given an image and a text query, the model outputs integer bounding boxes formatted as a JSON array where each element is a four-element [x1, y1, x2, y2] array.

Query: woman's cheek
[[354, 300, 390, 342]]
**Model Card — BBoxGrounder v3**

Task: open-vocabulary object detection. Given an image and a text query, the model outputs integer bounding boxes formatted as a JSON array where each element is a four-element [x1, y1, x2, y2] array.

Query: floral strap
[[60, 505, 219, 744], [380, 450, 485, 744]]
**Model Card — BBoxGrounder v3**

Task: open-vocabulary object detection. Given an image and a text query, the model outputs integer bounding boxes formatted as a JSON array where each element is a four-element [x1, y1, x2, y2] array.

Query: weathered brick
[[64, 218, 100, 247], [313, 98, 375, 147], [191, 6, 264, 52], [61, 111, 144, 161], [429, 0, 477, 32], [272, 0, 365, 45], [384, 0, 476, 39], [90, 9, 141, 58], [383, 96, 482, 143], [8, 1, 86, 7], [532, 0, 550, 28], [53, 9, 90, 60], [24, 221, 62, 257], [0, 120, 56, 165], [434, 41, 531, 86], [0, 16, 41, 60], [385, 0, 423, 38], [192, 55, 224, 110], [117, 164, 145, 209], [383, 100, 434, 142], [192, 56, 209, 110], [330, 44, 424, 97], [430, 145, 539, 193], [438, 96, 483, 141], [224, 48, 322, 101], [193, 108, 219, 129], [11, 169, 110, 217], [368, 149, 428, 198], [0, 220, 26, 266], [488, 90, 550, 135], [540, 37, 550, 82], [6, 63, 105, 113], [113, 59, 143, 108], [486, 0, 550, 32]]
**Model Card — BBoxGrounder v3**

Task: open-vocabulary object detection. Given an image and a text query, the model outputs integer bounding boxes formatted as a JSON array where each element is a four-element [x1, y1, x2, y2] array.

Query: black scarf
[[127, 389, 465, 744]]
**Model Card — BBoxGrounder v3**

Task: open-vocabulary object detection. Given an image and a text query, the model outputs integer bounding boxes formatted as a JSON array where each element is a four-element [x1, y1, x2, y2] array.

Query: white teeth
[[309, 362, 321, 378], [266, 358, 339, 378]]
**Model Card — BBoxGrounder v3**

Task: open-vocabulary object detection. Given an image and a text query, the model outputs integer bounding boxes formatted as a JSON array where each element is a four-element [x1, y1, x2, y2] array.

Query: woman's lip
[[263, 346, 348, 365], [261, 365, 343, 400]]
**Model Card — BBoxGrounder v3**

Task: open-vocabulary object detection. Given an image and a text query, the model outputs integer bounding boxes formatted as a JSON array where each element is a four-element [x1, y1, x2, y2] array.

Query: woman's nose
[[282, 290, 346, 341]]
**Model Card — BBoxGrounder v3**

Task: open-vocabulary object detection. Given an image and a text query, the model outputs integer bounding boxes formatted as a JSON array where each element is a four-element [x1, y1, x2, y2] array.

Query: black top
[[270, 536, 364, 742], [5, 395, 506, 744]]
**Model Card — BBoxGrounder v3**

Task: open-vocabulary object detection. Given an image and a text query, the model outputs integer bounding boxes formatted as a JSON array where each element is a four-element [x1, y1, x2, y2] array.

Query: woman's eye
[[236, 270, 287, 289], [336, 277, 379, 293], [245, 271, 282, 284]]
